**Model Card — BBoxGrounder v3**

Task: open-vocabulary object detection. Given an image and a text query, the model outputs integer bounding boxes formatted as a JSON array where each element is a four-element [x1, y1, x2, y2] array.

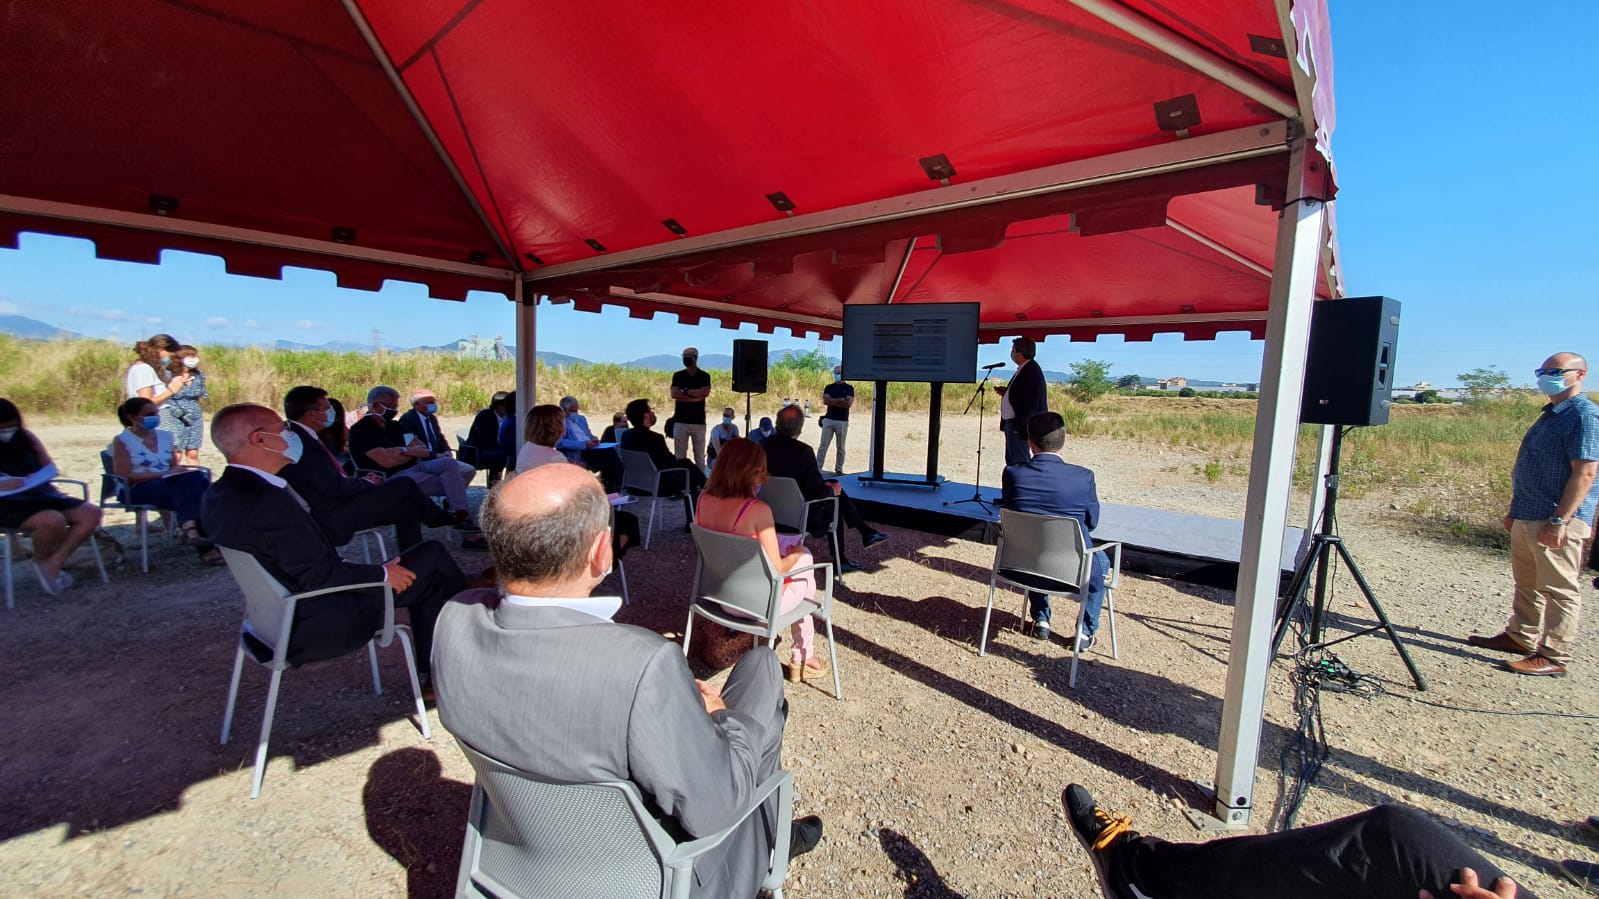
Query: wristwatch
[[1547, 515, 1566, 526]]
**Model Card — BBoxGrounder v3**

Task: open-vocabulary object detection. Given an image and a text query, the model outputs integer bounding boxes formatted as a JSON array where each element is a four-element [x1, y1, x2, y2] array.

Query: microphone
[[980, 362, 1006, 370]]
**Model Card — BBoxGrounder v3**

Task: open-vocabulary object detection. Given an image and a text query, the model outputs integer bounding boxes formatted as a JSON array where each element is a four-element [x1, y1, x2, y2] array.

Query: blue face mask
[[1537, 374, 1570, 396], [425, 403, 438, 415], [723, 416, 734, 425], [834, 372, 843, 382], [274, 428, 304, 464], [140, 415, 162, 430], [324, 407, 338, 429]]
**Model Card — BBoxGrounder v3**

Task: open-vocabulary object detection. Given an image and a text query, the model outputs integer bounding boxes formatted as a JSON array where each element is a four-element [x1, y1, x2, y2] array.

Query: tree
[[1177, 386, 1197, 398], [1414, 389, 1439, 404], [1068, 359, 1113, 403], [1458, 366, 1511, 403], [771, 347, 833, 375], [1116, 373, 1143, 390]]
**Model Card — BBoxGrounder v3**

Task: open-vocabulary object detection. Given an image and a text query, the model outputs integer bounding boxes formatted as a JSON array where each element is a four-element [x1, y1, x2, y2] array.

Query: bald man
[[432, 463, 822, 897], [202, 403, 465, 684], [1468, 352, 1598, 677]]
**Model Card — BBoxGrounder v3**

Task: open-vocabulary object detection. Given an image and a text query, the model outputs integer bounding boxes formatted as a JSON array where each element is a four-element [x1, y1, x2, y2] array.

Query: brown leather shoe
[[1504, 654, 1567, 677], [1466, 632, 1534, 654]]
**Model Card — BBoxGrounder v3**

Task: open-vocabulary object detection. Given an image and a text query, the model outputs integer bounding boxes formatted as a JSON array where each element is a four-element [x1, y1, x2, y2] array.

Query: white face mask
[[183, 357, 200, 369], [0, 427, 18, 442]]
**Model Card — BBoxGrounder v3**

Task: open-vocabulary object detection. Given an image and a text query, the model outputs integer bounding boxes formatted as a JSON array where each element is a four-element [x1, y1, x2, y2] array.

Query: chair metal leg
[[395, 627, 431, 739], [1107, 588, 1119, 660], [829, 530, 844, 581], [136, 510, 150, 573], [88, 535, 109, 584], [978, 578, 998, 656], [824, 615, 842, 700], [368, 641, 383, 695], [250, 668, 284, 799], [1068, 632, 1082, 690], [681, 608, 696, 658], [617, 558, 629, 605], [642, 498, 657, 550], [221, 643, 246, 743], [2, 536, 12, 609]]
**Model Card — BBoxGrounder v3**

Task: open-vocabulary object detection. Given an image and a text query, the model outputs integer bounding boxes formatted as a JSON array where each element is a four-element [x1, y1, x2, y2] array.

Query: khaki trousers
[[1507, 517, 1591, 664]]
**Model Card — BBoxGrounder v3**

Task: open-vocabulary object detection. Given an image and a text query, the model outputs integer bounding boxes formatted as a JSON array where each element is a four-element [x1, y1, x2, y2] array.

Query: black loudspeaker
[[732, 339, 768, 394], [1300, 296, 1401, 426]]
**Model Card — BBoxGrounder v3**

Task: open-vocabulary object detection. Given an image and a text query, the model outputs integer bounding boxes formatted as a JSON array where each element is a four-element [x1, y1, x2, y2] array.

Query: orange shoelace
[[1090, 807, 1135, 852]]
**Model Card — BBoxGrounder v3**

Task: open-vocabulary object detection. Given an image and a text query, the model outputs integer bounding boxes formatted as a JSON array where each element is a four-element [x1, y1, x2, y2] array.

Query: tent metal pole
[[339, 0, 518, 269], [884, 239, 916, 304], [1209, 136, 1327, 829], [603, 288, 837, 335], [1164, 219, 1273, 279], [1060, 0, 1297, 118], [0, 193, 515, 284], [979, 310, 1265, 333], [526, 122, 1290, 286], [1305, 425, 1335, 535], [513, 280, 536, 459]]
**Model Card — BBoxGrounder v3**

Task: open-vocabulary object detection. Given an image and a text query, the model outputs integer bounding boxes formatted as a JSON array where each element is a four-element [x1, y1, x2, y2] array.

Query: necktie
[[284, 484, 311, 513]]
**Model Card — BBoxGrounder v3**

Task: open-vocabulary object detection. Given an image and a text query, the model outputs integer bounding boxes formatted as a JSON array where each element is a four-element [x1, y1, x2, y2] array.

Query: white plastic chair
[[346, 527, 389, 565], [758, 476, 843, 578], [619, 449, 694, 549], [217, 547, 430, 798], [98, 450, 175, 573], [453, 739, 794, 899], [980, 508, 1123, 688], [2, 478, 109, 608], [687, 524, 842, 699]]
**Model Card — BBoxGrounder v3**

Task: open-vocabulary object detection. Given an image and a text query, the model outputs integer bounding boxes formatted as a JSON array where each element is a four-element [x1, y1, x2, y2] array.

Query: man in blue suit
[[999, 410, 1106, 647]]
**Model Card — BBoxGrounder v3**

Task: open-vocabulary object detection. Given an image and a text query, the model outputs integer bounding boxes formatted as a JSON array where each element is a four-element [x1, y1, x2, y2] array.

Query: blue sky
[[2, 2, 1594, 386]]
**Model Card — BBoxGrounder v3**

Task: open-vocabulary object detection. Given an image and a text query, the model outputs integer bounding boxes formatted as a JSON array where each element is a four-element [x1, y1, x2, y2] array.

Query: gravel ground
[[1, 410, 1595, 898]]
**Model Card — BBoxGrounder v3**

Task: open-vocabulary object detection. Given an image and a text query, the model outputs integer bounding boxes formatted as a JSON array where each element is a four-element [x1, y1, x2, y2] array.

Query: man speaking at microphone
[[995, 337, 1047, 466]]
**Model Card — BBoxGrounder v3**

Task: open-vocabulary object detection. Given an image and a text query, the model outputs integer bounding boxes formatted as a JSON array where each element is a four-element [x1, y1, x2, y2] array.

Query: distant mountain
[[535, 350, 588, 366], [0, 315, 88, 340], [273, 339, 377, 353], [627, 353, 735, 371]]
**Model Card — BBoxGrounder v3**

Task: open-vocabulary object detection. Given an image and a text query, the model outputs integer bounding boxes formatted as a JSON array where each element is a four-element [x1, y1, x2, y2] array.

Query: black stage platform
[[839, 473, 1306, 590]]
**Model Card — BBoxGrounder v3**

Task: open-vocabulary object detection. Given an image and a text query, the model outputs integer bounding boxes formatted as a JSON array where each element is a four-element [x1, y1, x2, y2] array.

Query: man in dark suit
[[279, 385, 483, 551], [1000, 410, 1106, 646], [995, 336, 1047, 467], [619, 398, 706, 524], [465, 391, 511, 487], [431, 463, 822, 897], [761, 405, 887, 572], [203, 403, 466, 685]]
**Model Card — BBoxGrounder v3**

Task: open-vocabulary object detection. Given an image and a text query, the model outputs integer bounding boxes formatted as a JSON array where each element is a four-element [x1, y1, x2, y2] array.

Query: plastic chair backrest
[[99, 450, 126, 505], [997, 508, 1092, 590], [757, 477, 808, 533], [458, 742, 666, 899], [619, 450, 659, 494], [691, 525, 780, 622], [219, 547, 295, 654]]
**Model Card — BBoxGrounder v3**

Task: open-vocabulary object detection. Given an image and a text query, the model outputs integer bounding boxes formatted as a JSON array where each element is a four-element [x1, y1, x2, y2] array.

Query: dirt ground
[[2, 409, 1595, 898]]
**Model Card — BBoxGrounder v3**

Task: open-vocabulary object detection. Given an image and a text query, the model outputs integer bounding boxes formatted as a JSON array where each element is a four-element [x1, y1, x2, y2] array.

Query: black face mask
[[683, 356, 695, 367], [380, 406, 398, 421]]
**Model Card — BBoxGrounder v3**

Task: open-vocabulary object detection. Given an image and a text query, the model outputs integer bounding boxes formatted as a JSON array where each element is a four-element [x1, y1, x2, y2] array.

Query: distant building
[[454, 335, 513, 361], [1157, 376, 1188, 391]]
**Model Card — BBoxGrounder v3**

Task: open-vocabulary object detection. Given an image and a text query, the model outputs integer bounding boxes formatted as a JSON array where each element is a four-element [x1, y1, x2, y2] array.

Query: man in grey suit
[[432, 464, 822, 897]]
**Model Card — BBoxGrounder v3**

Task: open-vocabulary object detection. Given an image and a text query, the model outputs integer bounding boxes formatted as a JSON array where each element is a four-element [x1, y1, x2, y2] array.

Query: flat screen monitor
[[841, 302, 981, 383]]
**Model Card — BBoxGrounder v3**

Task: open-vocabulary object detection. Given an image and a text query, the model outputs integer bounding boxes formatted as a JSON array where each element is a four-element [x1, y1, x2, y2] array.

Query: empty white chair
[[619, 450, 694, 549], [454, 739, 795, 899], [980, 508, 1123, 688], [218, 547, 430, 798], [687, 524, 842, 699]]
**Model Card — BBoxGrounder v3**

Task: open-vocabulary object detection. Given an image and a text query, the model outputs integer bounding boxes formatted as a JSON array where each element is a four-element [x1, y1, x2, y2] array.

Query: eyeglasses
[[1533, 367, 1580, 377]]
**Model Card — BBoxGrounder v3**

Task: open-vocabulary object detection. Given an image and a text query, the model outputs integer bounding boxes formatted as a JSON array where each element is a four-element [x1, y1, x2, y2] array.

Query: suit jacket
[[465, 409, 505, 459], [433, 592, 776, 897], [620, 425, 676, 471], [202, 466, 387, 663], [761, 433, 828, 501], [1000, 453, 1105, 593], [278, 421, 374, 541], [398, 409, 451, 456], [1003, 359, 1047, 428]]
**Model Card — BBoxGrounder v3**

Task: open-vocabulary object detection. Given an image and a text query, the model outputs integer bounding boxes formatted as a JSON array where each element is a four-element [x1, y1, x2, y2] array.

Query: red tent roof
[[0, 0, 1338, 334]]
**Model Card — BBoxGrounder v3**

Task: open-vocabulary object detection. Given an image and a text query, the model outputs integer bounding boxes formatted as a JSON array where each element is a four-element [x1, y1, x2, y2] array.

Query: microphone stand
[[944, 365, 1005, 514]]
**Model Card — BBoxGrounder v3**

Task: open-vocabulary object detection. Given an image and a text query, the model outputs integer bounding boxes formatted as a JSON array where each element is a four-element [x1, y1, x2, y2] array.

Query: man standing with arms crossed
[[1467, 352, 1598, 677], [671, 346, 712, 470], [817, 364, 854, 476]]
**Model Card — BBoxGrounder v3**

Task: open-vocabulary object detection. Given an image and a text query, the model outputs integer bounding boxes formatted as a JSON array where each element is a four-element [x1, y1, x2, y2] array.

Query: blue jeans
[[1028, 553, 1107, 636], [128, 470, 211, 525]]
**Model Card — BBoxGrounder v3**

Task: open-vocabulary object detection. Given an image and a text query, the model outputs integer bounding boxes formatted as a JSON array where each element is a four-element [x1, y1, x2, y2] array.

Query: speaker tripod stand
[[944, 366, 1005, 515], [1270, 426, 1428, 691]]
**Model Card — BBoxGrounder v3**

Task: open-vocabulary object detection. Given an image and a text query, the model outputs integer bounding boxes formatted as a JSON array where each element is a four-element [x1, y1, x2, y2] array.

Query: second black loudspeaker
[[1300, 295, 1401, 427], [732, 339, 768, 394]]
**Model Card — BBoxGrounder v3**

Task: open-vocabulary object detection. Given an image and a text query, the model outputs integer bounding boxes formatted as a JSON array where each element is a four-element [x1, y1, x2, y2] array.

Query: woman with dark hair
[[694, 437, 825, 680], [110, 397, 219, 564], [0, 398, 104, 594], [124, 333, 191, 404], [321, 397, 353, 474], [157, 344, 209, 467], [515, 404, 568, 472]]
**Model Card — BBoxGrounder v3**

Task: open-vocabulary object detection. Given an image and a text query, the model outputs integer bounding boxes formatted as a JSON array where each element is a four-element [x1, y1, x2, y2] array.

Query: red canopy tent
[[1, 0, 1342, 829]]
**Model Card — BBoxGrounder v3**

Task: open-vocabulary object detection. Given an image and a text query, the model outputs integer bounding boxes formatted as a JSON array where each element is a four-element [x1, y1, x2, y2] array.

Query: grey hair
[[775, 404, 805, 438], [367, 385, 400, 406], [480, 472, 610, 585], [409, 389, 435, 404], [211, 403, 277, 458], [559, 396, 579, 412]]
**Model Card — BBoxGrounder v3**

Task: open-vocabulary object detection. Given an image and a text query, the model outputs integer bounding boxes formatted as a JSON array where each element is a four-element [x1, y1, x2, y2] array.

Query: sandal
[[194, 540, 225, 565]]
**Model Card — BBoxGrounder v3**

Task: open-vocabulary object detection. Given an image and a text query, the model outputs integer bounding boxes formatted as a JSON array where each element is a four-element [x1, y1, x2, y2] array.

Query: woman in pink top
[[694, 438, 826, 682]]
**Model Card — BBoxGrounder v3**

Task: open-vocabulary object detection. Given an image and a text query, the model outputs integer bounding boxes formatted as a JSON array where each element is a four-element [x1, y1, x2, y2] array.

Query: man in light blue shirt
[[1467, 352, 1599, 677], [557, 395, 622, 492]]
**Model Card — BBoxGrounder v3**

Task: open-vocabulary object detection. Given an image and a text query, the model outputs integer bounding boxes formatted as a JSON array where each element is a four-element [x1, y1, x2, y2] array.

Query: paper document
[[0, 463, 58, 498]]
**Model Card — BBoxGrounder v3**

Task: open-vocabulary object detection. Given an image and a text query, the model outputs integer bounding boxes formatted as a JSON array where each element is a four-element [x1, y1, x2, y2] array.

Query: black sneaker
[[1032, 621, 1051, 642], [862, 531, 889, 549], [838, 559, 863, 573], [789, 815, 824, 859], [1559, 859, 1599, 895], [1064, 784, 1138, 899]]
